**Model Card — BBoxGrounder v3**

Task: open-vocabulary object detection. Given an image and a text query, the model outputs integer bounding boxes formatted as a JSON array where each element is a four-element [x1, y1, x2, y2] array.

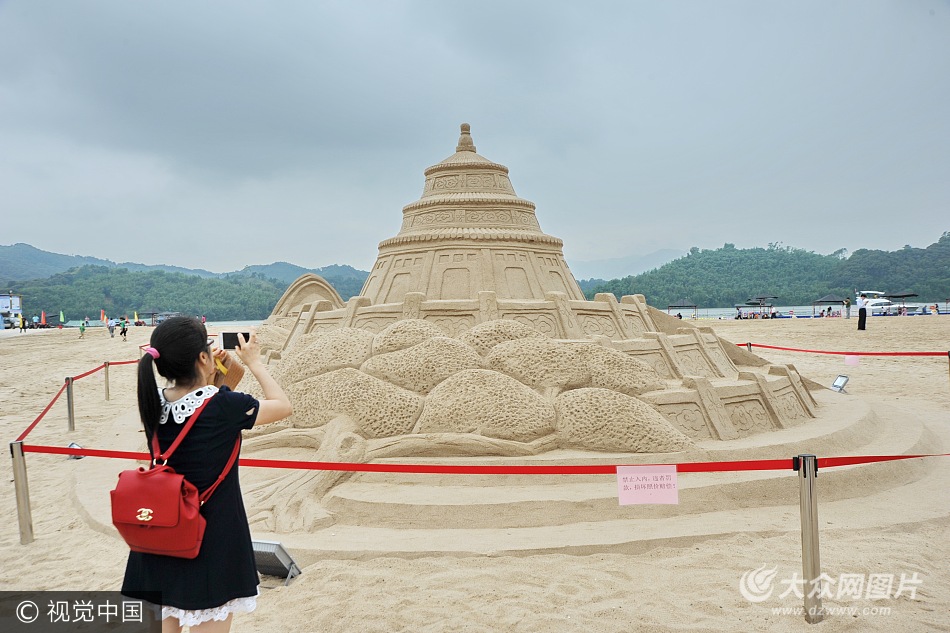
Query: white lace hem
[[163, 594, 257, 627], [159, 386, 219, 425]]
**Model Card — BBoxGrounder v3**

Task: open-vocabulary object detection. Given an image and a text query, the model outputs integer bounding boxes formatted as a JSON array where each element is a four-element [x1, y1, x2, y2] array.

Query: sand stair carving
[[68, 392, 946, 564], [240, 393, 945, 562]]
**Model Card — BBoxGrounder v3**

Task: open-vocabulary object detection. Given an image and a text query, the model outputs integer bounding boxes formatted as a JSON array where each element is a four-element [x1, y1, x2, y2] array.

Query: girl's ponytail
[[137, 353, 161, 438]]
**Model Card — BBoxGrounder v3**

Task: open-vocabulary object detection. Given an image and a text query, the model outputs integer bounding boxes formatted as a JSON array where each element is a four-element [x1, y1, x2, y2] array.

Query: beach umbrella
[[40, 311, 46, 325]]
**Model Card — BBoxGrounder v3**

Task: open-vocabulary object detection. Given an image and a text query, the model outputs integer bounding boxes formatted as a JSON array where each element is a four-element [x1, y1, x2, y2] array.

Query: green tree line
[[11, 266, 290, 321], [589, 232, 950, 307]]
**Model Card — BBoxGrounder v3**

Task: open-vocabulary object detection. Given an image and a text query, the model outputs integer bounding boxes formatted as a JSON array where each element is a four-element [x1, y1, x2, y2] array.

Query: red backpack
[[111, 396, 239, 558]]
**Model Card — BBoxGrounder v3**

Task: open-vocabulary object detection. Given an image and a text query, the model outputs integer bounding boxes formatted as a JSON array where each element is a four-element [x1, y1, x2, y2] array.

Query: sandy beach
[[1, 314, 948, 632]]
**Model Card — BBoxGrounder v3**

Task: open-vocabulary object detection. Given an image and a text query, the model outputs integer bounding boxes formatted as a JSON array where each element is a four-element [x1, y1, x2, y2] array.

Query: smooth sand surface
[[1, 315, 948, 632]]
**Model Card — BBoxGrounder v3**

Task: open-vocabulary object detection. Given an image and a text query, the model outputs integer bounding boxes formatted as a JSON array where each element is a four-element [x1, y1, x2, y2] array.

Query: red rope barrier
[[21, 443, 950, 474], [13, 358, 141, 441], [235, 458, 796, 475], [819, 454, 945, 467], [108, 359, 140, 366], [26, 445, 150, 461], [15, 383, 69, 442], [73, 364, 106, 380], [740, 343, 946, 357]]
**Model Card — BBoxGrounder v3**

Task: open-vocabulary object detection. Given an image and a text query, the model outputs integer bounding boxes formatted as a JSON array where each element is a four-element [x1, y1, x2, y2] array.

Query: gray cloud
[[1, 0, 948, 273]]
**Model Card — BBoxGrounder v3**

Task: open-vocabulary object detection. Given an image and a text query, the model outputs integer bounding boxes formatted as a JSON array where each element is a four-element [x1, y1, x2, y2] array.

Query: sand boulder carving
[[241, 125, 818, 531]]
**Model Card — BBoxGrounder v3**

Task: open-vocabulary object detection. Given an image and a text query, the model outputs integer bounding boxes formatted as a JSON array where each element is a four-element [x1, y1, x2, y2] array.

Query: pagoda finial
[[456, 123, 476, 153]]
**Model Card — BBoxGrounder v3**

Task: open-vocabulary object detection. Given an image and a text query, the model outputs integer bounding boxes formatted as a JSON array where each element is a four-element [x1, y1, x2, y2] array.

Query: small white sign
[[617, 465, 679, 505]]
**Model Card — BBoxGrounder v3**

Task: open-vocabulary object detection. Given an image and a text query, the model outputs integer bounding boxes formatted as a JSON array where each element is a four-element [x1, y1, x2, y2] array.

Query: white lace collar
[[159, 386, 219, 425]]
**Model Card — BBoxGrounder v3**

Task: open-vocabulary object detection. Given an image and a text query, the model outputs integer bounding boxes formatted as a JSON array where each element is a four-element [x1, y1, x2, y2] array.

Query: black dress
[[122, 386, 259, 612]]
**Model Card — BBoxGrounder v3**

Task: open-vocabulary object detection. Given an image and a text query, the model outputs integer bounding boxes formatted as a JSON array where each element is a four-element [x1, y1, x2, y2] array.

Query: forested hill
[[235, 262, 367, 298], [9, 266, 283, 321], [8, 264, 369, 322], [1, 244, 370, 320], [590, 233, 950, 307]]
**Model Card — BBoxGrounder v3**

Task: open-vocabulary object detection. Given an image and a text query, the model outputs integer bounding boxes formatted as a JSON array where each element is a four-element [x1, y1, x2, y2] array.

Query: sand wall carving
[[244, 125, 820, 530]]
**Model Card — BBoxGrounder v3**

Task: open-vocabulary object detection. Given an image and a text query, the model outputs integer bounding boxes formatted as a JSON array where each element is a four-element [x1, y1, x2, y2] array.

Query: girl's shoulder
[[209, 386, 259, 430], [211, 386, 259, 420]]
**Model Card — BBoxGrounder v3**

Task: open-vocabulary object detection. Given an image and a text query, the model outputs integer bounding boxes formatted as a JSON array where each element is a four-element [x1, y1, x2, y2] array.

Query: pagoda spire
[[456, 123, 476, 153]]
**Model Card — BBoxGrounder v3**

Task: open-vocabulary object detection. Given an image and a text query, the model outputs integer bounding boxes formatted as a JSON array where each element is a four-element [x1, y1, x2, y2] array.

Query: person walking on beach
[[121, 316, 292, 632], [108, 318, 116, 338], [843, 297, 851, 319], [119, 317, 129, 341], [79, 321, 86, 339], [856, 294, 868, 331]]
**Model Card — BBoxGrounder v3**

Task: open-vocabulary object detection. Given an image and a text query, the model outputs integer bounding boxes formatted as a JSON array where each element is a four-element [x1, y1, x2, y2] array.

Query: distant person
[[826, 307, 832, 318], [857, 294, 868, 331], [79, 321, 86, 339], [736, 307, 742, 320], [843, 297, 851, 319], [202, 315, 207, 325], [676, 312, 683, 319], [119, 317, 129, 341], [84, 316, 90, 326], [108, 318, 117, 338], [19, 316, 27, 333]]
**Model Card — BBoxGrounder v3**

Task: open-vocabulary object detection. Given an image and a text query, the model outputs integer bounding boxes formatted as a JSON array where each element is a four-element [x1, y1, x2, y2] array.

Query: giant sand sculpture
[[237, 124, 828, 536]]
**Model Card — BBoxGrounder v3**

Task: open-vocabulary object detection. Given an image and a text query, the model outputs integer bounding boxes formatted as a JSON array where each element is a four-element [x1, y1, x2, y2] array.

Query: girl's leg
[[162, 617, 183, 633], [190, 614, 233, 633]]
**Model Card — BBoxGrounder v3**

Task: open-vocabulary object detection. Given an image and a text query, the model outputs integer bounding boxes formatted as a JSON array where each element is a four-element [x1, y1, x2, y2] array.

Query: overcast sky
[[2, 1, 948, 274]]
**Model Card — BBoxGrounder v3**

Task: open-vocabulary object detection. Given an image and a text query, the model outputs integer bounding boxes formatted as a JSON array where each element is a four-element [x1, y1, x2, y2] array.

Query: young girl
[[121, 316, 292, 632]]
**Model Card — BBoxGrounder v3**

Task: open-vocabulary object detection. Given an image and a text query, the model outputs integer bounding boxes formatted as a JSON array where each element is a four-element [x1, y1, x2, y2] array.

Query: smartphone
[[221, 332, 250, 350]]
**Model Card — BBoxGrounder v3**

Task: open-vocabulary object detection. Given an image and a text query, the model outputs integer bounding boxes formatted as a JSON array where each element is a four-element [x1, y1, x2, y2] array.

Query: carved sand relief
[[245, 124, 820, 530]]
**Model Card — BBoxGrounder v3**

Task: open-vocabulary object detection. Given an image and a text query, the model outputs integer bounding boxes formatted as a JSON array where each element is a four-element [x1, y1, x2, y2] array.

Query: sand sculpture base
[[72, 389, 945, 565]]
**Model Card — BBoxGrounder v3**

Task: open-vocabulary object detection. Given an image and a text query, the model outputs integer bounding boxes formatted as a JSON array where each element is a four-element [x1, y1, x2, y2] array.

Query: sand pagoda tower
[[259, 122, 819, 459], [360, 123, 584, 304], [268, 124, 664, 342]]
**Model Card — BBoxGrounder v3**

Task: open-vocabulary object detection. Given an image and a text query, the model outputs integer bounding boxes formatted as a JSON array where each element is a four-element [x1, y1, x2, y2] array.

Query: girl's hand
[[212, 347, 245, 389], [232, 331, 262, 367]]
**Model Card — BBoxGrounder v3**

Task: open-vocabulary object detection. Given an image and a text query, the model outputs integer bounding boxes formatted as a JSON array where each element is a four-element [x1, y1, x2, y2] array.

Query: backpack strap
[[198, 437, 241, 504]]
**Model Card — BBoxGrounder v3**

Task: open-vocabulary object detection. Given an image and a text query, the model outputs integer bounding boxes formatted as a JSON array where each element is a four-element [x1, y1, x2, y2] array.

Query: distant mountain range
[[1, 243, 683, 290], [0, 243, 369, 288], [5, 235, 947, 318], [569, 249, 684, 282]]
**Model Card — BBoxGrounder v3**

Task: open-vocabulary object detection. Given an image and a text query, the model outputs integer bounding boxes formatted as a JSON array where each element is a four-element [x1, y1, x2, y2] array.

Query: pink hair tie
[[144, 346, 160, 359]]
